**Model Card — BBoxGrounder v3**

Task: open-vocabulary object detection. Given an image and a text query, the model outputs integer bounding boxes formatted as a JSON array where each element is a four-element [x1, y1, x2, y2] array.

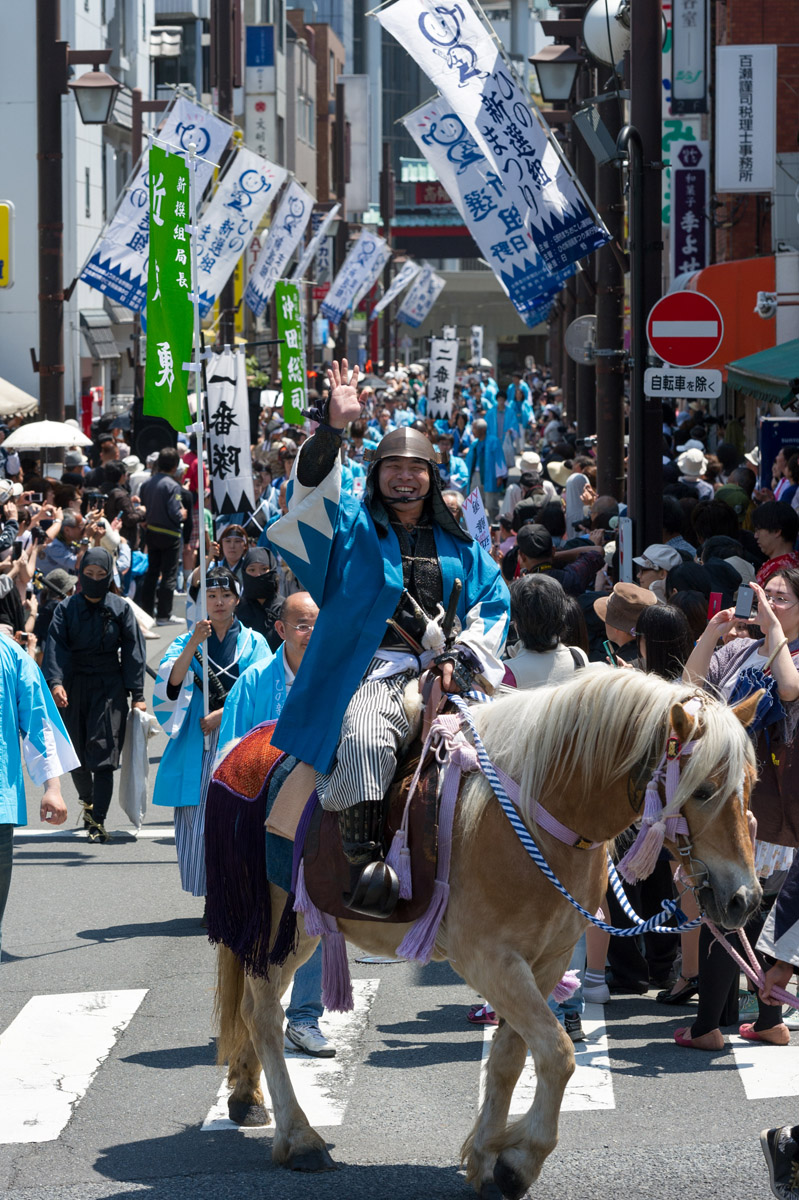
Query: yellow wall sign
[[0, 201, 13, 289]]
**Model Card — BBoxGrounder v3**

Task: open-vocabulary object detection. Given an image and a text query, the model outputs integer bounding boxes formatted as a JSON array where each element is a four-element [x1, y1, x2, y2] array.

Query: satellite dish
[[565, 315, 597, 365]]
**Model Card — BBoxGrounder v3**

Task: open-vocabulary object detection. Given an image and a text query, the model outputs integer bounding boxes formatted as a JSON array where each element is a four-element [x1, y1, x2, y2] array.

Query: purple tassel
[[617, 818, 667, 883], [321, 927, 353, 1011], [396, 879, 449, 964], [293, 861, 328, 938], [551, 969, 581, 1004], [386, 829, 413, 900]]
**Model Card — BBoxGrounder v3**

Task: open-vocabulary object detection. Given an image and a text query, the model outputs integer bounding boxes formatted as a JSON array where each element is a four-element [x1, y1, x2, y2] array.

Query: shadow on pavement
[[121, 1042, 217, 1070], [76, 916, 204, 943]]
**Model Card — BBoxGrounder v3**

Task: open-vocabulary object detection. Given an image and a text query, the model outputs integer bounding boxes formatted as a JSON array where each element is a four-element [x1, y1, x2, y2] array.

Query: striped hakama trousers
[[316, 666, 417, 812], [173, 727, 220, 897]]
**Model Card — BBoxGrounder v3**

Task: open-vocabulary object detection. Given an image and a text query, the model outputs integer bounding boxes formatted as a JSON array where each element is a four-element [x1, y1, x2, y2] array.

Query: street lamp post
[[35, 0, 120, 423]]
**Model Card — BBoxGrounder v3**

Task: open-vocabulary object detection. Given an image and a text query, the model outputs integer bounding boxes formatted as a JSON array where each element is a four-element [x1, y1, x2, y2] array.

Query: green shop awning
[[726, 339, 799, 409]]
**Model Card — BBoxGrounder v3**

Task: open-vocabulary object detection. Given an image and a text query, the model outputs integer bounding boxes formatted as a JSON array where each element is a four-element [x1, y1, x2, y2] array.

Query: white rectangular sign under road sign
[[644, 367, 723, 400]]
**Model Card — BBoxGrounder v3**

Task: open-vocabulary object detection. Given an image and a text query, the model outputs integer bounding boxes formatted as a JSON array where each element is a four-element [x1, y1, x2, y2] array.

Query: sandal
[[656, 974, 699, 1005], [467, 1003, 498, 1026]]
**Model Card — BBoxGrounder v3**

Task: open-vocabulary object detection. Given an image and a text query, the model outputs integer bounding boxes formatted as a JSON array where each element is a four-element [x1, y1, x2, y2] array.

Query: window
[[308, 98, 315, 148], [329, 50, 335, 96]]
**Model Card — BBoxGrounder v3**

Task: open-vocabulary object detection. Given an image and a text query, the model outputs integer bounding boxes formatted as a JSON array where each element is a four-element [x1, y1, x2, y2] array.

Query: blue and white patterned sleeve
[[455, 548, 511, 689], [16, 651, 80, 784], [152, 634, 195, 739], [267, 436, 344, 605]]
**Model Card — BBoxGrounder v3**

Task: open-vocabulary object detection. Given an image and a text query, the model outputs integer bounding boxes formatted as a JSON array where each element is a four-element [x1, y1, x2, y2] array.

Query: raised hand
[[326, 359, 363, 430]]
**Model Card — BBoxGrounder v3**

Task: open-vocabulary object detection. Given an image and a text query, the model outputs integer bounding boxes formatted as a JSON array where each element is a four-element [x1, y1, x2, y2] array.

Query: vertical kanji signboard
[[275, 281, 306, 426]]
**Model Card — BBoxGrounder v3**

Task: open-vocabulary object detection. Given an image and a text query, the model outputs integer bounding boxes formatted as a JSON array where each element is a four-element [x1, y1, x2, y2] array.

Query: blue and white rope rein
[[452, 692, 702, 937]]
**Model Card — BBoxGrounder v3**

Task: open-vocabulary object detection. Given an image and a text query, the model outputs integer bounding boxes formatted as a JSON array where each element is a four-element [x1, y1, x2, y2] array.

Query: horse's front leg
[[463, 953, 575, 1200], [241, 957, 336, 1172]]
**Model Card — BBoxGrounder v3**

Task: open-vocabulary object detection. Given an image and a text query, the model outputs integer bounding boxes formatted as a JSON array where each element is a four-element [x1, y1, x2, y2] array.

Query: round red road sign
[[646, 291, 724, 367]]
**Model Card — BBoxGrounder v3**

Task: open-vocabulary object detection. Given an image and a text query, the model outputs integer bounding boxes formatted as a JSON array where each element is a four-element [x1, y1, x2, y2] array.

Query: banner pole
[[188, 140, 211, 742]]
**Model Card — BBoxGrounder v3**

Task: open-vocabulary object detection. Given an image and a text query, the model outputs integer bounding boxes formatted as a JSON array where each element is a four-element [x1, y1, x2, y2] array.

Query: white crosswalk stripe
[[729, 1030, 799, 1099], [479, 1003, 616, 1114], [0, 990, 148, 1144], [202, 977, 380, 1131]]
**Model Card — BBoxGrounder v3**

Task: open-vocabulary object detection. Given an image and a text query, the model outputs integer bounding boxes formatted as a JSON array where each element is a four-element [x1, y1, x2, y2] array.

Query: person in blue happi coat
[[463, 418, 508, 521], [268, 360, 509, 918]]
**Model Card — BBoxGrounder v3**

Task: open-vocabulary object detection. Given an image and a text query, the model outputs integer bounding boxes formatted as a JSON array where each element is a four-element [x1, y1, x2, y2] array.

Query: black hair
[[560, 595, 590, 655], [636, 604, 694, 681], [691, 499, 741, 542], [752, 500, 799, 544], [700, 535, 747, 564], [156, 445, 181, 473], [535, 501, 567, 539], [510, 573, 567, 652], [662, 495, 687, 537], [715, 442, 741, 474], [102, 461, 126, 486], [666, 560, 712, 598], [205, 565, 239, 595], [669, 589, 709, 641]]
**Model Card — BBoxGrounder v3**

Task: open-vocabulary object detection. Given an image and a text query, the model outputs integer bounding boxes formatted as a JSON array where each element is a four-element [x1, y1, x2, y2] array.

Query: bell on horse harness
[[338, 800, 400, 918]]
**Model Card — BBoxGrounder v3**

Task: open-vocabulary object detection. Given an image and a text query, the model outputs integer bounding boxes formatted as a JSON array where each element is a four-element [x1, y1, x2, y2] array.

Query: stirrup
[[343, 859, 400, 918]]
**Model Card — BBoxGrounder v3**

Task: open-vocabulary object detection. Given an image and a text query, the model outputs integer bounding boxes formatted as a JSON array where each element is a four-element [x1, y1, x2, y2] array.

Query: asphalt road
[[1, 624, 796, 1200]]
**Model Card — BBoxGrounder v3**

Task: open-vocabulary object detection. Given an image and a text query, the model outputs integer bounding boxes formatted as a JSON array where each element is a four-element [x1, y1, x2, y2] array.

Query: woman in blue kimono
[[152, 567, 271, 898]]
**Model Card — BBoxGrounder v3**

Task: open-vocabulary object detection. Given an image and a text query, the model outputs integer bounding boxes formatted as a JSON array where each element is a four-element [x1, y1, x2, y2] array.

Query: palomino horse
[[215, 667, 761, 1200]]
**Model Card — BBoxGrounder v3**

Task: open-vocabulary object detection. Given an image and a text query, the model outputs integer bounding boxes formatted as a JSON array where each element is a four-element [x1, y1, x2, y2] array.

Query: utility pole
[[594, 68, 625, 500], [333, 79, 349, 361], [36, 0, 65, 423], [627, 0, 664, 551], [379, 140, 394, 371], [562, 275, 577, 425], [210, 0, 240, 348]]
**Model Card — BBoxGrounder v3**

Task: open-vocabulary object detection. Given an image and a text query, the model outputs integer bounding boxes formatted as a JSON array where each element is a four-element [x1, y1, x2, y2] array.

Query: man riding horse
[[268, 359, 510, 918]]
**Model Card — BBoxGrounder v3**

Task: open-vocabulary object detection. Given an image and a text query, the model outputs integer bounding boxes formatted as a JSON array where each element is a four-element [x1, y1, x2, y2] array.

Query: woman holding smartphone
[[676, 573, 799, 1048]]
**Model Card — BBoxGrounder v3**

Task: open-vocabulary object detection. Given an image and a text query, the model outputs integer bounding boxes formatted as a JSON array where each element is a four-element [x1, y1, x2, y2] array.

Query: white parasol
[[3, 419, 93, 449]]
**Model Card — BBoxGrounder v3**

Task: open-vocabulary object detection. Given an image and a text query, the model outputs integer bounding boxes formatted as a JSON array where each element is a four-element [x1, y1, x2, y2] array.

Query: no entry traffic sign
[[646, 291, 724, 367]]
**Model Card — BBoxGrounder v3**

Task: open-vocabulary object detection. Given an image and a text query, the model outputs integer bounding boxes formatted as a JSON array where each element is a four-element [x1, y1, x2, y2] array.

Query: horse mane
[[462, 664, 755, 836]]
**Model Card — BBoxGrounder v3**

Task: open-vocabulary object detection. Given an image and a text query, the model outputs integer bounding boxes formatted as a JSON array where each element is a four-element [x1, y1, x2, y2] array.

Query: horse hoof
[[285, 1146, 337, 1172], [227, 1099, 269, 1127], [479, 1182, 504, 1200], [493, 1157, 527, 1200]]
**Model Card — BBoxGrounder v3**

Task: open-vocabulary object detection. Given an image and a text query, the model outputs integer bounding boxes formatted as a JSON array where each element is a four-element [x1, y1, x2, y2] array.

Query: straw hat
[[593, 582, 658, 632], [547, 460, 573, 487]]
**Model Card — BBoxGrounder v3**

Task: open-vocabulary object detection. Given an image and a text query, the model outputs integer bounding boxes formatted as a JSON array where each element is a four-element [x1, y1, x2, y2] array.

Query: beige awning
[[0, 376, 38, 418]]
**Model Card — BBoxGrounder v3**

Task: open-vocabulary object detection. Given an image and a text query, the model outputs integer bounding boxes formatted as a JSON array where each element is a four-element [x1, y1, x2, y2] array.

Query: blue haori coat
[[0, 637, 79, 826], [217, 645, 290, 754], [151, 625, 272, 808], [267, 453, 510, 775]]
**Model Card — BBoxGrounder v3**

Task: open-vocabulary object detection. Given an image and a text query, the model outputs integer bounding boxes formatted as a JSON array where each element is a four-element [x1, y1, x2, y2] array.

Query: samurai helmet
[[365, 426, 440, 465]]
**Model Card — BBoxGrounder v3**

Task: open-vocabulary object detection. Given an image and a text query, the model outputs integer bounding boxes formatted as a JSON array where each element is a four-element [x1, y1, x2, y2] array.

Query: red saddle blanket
[[302, 746, 440, 924]]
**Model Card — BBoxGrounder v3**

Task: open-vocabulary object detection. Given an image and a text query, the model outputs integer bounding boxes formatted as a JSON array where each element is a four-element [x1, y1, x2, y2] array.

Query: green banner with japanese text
[[144, 145, 193, 431], [275, 281, 306, 426]]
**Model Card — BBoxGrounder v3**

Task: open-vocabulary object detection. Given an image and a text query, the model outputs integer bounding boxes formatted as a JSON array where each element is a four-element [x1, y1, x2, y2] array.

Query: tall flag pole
[[186, 141, 210, 734]]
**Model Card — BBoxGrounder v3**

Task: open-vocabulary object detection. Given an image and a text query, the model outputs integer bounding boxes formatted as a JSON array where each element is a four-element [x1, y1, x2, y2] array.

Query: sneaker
[[783, 1007, 799, 1031], [155, 615, 186, 626], [284, 1022, 335, 1058], [564, 1013, 585, 1043], [739, 989, 759, 1018], [760, 1127, 799, 1199], [583, 982, 610, 1004], [467, 1003, 498, 1026]]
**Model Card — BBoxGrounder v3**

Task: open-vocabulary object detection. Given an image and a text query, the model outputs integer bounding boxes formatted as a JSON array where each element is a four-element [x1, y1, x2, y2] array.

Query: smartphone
[[38, 518, 54, 533], [708, 592, 723, 619], [29, 492, 43, 504], [602, 639, 619, 667], [11, 541, 23, 560], [734, 585, 755, 620]]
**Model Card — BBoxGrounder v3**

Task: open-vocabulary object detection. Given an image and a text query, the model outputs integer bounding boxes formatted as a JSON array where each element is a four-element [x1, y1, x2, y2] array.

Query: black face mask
[[81, 574, 112, 601], [242, 570, 278, 603]]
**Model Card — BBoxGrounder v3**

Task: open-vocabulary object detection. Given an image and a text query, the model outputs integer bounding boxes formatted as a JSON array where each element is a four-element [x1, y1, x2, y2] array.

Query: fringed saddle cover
[[205, 721, 287, 975], [302, 745, 440, 923]]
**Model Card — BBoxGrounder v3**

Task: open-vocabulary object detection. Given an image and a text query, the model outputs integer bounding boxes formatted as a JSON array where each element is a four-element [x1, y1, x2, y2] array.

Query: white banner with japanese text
[[370, 259, 421, 320], [320, 230, 387, 325], [206, 347, 256, 516], [396, 264, 446, 328], [427, 336, 459, 421], [470, 325, 484, 364], [81, 95, 232, 311], [404, 97, 572, 326], [715, 45, 776, 193], [463, 487, 491, 554], [352, 240, 392, 311], [378, 0, 608, 273], [291, 204, 341, 283], [244, 179, 315, 317], [195, 147, 287, 318]]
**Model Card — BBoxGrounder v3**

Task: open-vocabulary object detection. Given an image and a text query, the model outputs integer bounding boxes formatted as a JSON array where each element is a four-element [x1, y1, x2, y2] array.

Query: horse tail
[[214, 944, 247, 1068]]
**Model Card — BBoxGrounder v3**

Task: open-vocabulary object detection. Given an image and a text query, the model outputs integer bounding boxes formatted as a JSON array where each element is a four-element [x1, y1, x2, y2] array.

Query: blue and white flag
[[404, 96, 572, 323], [320, 230, 387, 325], [352, 239, 391, 311], [81, 95, 232, 312], [378, 0, 608, 273], [195, 147, 287, 318], [292, 203, 341, 283], [244, 179, 315, 318], [396, 264, 446, 328], [370, 259, 421, 321]]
